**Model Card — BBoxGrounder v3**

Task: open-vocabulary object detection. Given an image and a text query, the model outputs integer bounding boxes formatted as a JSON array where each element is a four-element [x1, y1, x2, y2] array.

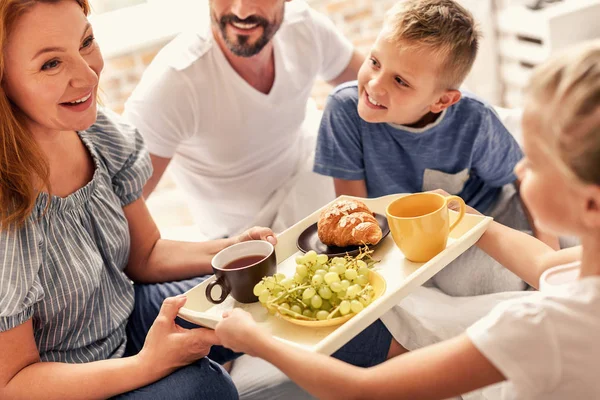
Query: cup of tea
[[386, 192, 466, 263], [206, 240, 277, 304]]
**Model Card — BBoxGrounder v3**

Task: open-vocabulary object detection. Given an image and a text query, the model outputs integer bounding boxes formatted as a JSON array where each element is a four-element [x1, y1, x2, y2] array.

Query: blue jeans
[[115, 276, 238, 400], [333, 318, 392, 367], [113, 359, 237, 400]]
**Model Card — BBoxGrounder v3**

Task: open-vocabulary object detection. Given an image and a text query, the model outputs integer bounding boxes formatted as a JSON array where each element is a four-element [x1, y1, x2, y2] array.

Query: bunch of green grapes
[[253, 247, 379, 321]]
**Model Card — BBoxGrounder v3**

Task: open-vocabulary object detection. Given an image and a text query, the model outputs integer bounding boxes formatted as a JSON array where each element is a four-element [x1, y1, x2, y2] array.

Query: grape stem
[[274, 304, 317, 321], [337, 283, 373, 301], [327, 305, 342, 320], [356, 284, 373, 297], [267, 284, 311, 305]]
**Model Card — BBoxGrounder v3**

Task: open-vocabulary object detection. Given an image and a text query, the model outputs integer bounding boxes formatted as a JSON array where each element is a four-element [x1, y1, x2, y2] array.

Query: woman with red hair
[[0, 1, 275, 398]]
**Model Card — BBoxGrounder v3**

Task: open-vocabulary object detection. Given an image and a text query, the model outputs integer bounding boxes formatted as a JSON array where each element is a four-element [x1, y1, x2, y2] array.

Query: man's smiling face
[[210, 0, 288, 57]]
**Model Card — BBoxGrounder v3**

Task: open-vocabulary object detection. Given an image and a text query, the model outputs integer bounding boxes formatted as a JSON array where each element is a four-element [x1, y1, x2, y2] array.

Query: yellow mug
[[386, 193, 466, 263]]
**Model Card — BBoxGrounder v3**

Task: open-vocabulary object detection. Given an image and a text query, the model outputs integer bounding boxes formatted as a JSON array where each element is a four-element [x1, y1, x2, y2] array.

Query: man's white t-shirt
[[466, 265, 600, 399], [124, 1, 353, 239]]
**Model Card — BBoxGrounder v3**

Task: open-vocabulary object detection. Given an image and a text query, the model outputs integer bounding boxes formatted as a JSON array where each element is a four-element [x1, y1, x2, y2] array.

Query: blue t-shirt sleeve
[[471, 107, 523, 187], [313, 88, 365, 181]]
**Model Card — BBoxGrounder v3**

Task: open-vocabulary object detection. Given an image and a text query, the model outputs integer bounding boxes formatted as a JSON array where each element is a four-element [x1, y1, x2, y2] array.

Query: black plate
[[296, 213, 390, 257]]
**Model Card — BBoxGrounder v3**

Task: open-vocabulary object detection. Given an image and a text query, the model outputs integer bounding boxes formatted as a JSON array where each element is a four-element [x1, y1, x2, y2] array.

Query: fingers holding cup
[[238, 226, 277, 245]]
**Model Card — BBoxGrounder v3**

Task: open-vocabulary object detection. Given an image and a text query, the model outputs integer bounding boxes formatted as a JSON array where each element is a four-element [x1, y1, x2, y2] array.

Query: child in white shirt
[[212, 39, 600, 400]]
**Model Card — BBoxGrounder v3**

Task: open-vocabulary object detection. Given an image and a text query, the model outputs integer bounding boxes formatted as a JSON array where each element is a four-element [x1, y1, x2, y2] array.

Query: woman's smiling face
[[2, 0, 103, 137]]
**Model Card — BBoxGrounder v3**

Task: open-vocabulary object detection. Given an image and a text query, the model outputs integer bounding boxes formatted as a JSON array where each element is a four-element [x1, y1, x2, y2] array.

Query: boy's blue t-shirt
[[314, 82, 523, 213]]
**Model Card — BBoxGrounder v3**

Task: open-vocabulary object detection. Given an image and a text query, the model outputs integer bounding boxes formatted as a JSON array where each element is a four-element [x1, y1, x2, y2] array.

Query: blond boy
[[314, 0, 574, 298]]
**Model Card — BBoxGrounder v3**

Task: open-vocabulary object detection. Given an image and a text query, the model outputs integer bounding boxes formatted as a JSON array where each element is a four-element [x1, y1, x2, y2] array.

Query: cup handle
[[205, 277, 230, 304], [446, 195, 466, 233]]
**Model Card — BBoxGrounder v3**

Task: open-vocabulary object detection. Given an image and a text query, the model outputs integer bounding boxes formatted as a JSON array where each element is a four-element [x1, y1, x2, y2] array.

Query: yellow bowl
[[277, 270, 386, 327]]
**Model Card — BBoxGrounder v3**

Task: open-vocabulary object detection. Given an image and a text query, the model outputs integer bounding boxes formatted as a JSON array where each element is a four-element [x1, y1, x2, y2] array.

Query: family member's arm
[[123, 198, 276, 283], [144, 154, 171, 199], [327, 50, 364, 87], [258, 334, 500, 400], [334, 178, 367, 197], [477, 220, 581, 289], [216, 309, 504, 400], [514, 178, 561, 250], [309, 6, 361, 87], [0, 297, 215, 399]]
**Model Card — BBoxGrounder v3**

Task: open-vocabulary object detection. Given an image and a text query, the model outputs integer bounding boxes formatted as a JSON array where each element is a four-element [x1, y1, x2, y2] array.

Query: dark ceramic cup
[[206, 240, 277, 304]]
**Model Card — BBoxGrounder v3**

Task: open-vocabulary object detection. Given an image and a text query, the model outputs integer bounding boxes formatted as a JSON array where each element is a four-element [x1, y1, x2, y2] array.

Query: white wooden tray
[[178, 194, 492, 355]]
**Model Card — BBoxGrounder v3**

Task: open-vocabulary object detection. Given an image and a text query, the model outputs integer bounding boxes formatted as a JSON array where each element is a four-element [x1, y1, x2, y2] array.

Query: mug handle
[[205, 277, 231, 304], [446, 195, 466, 233]]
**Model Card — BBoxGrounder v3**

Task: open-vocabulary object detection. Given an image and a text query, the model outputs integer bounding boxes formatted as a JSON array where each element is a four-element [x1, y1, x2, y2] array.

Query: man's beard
[[215, 12, 283, 57]]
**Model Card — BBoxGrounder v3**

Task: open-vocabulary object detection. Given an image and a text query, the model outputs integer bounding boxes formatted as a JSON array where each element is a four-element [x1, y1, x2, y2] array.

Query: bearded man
[[124, 0, 362, 240]]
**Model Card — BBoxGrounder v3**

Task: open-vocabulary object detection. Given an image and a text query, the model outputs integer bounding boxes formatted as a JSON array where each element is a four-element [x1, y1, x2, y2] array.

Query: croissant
[[317, 199, 383, 247]]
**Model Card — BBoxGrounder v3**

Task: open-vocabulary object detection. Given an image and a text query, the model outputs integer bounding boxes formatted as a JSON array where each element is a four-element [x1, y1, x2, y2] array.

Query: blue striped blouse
[[0, 108, 152, 363]]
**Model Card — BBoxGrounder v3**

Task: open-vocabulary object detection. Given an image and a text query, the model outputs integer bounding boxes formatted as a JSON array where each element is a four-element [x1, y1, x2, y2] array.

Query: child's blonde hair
[[384, 0, 480, 89], [526, 40, 600, 185]]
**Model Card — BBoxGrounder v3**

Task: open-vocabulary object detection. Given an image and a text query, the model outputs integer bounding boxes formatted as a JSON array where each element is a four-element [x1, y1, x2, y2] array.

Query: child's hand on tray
[[215, 308, 270, 356]]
